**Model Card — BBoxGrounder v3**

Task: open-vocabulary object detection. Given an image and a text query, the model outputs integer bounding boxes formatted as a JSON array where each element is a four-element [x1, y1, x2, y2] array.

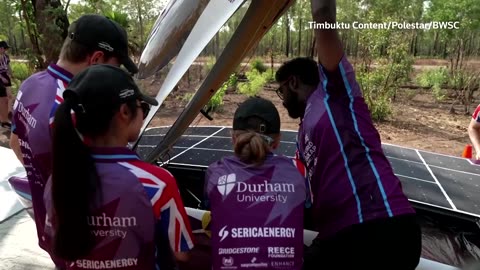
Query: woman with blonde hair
[[205, 97, 307, 270]]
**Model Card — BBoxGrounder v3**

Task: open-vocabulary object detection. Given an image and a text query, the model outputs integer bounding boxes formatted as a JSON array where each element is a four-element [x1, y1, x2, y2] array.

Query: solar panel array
[[136, 126, 480, 219]]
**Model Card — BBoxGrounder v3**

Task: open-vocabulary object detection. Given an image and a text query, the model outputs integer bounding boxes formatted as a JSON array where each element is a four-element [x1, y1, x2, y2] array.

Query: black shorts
[[303, 214, 422, 270], [0, 72, 12, 87], [0, 80, 6, 97]]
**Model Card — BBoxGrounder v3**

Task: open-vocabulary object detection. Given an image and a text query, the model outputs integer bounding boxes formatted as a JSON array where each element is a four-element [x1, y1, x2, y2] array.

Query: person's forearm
[[175, 251, 189, 262], [310, 0, 343, 71], [468, 128, 480, 156]]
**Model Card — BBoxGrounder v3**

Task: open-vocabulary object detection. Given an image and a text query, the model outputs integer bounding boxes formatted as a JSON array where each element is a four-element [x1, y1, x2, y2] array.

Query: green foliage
[[432, 84, 446, 102], [205, 57, 216, 73], [181, 92, 194, 102], [416, 68, 448, 88], [10, 62, 34, 96], [104, 10, 130, 28], [238, 69, 267, 97], [357, 33, 413, 121], [251, 58, 267, 73], [182, 74, 237, 112], [263, 68, 276, 83], [416, 68, 448, 102], [207, 73, 238, 111], [11, 62, 32, 81]]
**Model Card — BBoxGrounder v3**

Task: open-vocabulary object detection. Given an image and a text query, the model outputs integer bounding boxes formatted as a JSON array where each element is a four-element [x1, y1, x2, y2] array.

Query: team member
[[468, 105, 480, 160], [205, 97, 306, 270], [0, 40, 12, 129], [275, 0, 421, 269], [44, 64, 194, 269], [9, 14, 138, 267]]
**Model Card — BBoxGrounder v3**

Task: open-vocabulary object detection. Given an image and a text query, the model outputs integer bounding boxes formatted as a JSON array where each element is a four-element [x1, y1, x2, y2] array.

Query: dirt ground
[[1, 59, 477, 158]]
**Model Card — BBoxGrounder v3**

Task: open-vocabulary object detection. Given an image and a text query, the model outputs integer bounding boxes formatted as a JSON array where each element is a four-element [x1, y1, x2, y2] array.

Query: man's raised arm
[[310, 0, 344, 71]]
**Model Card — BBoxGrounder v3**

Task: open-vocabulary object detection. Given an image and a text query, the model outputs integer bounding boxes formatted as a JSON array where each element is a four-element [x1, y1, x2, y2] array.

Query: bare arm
[[9, 133, 24, 164], [310, 0, 344, 71], [468, 119, 480, 159]]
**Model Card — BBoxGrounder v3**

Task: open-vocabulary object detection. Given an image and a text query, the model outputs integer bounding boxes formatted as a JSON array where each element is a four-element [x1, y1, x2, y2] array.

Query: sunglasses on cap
[[138, 101, 151, 119]]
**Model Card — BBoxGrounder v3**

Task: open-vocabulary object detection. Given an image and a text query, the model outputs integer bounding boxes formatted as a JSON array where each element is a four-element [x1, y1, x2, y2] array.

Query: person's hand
[[476, 152, 480, 160]]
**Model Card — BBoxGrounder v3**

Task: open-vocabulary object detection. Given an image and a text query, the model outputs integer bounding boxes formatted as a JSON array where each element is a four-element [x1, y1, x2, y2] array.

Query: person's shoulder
[[125, 160, 177, 186], [18, 70, 52, 92], [472, 104, 480, 121]]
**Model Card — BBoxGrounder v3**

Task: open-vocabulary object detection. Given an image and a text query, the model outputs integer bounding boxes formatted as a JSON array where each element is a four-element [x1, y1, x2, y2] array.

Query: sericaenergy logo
[[219, 225, 229, 242]]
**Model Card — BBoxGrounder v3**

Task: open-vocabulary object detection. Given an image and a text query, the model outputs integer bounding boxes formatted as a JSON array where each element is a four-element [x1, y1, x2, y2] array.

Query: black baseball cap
[[0, 41, 10, 49], [233, 97, 281, 134], [68, 14, 138, 74], [63, 65, 158, 113]]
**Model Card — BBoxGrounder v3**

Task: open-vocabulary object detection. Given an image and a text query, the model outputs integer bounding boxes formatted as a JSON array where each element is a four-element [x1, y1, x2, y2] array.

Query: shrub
[[263, 68, 276, 82], [238, 69, 266, 97], [10, 62, 34, 97], [416, 68, 448, 88], [251, 58, 267, 73], [207, 73, 238, 111], [416, 68, 448, 102]]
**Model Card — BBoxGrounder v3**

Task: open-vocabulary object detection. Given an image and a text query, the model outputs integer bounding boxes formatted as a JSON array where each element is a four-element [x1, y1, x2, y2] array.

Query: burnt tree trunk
[[285, 13, 290, 57], [33, 0, 69, 66]]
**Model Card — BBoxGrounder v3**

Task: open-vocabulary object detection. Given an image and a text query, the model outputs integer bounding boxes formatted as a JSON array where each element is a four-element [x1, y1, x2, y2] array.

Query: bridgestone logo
[[218, 247, 259, 255]]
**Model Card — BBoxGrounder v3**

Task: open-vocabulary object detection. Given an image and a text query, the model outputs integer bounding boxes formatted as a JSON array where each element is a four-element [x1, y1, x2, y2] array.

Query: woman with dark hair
[[205, 97, 307, 270], [44, 64, 194, 269]]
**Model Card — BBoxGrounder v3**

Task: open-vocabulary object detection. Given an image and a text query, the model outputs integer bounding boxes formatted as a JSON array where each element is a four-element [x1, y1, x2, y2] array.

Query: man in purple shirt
[[9, 14, 137, 268], [206, 98, 307, 270], [275, 1, 421, 269]]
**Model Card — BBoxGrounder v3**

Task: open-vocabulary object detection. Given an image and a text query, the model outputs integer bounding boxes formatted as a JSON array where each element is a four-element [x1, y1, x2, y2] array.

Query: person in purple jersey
[[0, 40, 12, 129], [44, 64, 191, 270], [205, 97, 307, 270], [275, 1, 421, 269], [9, 14, 137, 269]]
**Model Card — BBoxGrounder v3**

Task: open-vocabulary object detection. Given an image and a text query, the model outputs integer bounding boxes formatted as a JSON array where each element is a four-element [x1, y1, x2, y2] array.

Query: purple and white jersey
[[297, 55, 414, 239], [11, 64, 72, 254], [206, 154, 306, 270], [0, 53, 9, 72], [44, 147, 194, 270], [44, 148, 155, 270]]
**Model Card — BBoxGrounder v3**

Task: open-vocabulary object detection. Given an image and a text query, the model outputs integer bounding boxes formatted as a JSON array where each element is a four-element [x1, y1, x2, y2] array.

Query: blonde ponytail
[[233, 130, 272, 165]]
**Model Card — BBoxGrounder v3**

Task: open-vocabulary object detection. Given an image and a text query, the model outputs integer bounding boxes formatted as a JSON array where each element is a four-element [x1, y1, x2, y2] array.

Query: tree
[[33, 0, 70, 65]]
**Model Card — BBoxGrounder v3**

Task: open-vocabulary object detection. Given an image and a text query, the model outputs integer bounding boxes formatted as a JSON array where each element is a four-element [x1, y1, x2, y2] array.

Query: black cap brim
[[138, 93, 158, 106], [122, 55, 139, 74]]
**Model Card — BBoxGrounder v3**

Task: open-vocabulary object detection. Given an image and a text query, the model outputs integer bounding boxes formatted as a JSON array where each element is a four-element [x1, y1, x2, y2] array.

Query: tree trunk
[[432, 31, 439, 56], [20, 0, 45, 68], [310, 37, 316, 59], [136, 0, 145, 47], [297, 17, 302, 57], [285, 13, 290, 57], [33, 0, 69, 65]]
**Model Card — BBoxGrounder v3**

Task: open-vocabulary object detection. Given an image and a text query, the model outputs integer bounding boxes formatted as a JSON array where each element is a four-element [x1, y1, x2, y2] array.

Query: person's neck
[[56, 59, 88, 76], [300, 85, 316, 103], [89, 134, 129, 148]]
